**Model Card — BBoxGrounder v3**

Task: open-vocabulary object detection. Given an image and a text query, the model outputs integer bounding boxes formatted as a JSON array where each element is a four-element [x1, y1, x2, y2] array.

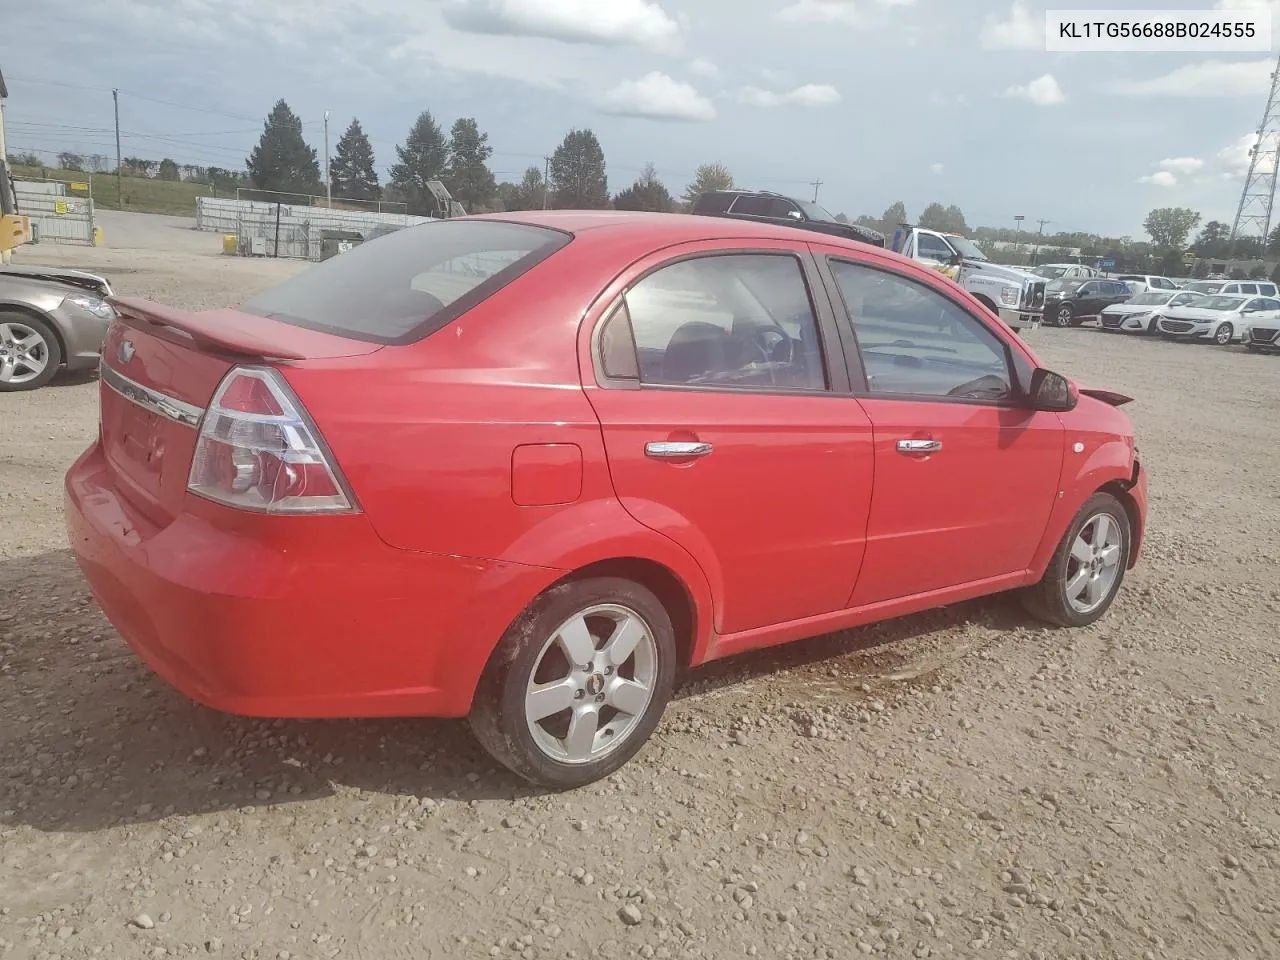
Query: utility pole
[[542, 155, 550, 210], [809, 178, 823, 203], [112, 88, 122, 207], [1032, 219, 1050, 265], [323, 111, 331, 207]]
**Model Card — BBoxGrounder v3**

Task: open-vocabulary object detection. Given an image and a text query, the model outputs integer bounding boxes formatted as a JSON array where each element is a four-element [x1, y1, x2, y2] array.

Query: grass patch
[[11, 165, 216, 217]]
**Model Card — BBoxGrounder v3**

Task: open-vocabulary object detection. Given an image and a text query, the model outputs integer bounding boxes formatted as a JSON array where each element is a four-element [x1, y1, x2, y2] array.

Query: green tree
[[445, 117, 496, 214], [389, 110, 449, 216], [549, 128, 608, 209], [1142, 206, 1200, 249], [1195, 219, 1230, 257], [157, 158, 180, 181], [879, 200, 908, 233], [613, 162, 673, 212], [246, 100, 322, 198], [329, 118, 380, 201], [918, 202, 968, 234], [1268, 223, 1280, 255], [515, 166, 547, 210], [56, 151, 84, 172], [1249, 263, 1268, 279], [681, 162, 734, 207]]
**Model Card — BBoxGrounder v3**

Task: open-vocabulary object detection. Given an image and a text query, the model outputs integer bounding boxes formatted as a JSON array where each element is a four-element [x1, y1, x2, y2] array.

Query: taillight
[[187, 366, 356, 514]]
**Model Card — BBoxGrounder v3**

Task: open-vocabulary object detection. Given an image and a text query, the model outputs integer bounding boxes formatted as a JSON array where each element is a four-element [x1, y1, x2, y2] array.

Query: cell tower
[[1229, 53, 1280, 251]]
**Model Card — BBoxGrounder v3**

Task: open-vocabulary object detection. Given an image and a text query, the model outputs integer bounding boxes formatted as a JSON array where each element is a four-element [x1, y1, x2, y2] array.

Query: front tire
[[1215, 323, 1234, 345], [1021, 493, 1131, 628], [1053, 303, 1073, 328], [469, 577, 677, 789], [0, 311, 61, 392]]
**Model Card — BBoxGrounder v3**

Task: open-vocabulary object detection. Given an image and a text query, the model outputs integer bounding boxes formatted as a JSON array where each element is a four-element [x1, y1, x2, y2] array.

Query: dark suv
[[690, 189, 885, 247]]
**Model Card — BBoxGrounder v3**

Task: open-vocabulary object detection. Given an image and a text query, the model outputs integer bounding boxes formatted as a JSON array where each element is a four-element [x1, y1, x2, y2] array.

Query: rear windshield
[[241, 219, 571, 344]]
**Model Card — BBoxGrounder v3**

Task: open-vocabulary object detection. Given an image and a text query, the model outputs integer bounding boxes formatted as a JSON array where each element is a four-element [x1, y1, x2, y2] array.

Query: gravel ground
[[2, 223, 1279, 960]]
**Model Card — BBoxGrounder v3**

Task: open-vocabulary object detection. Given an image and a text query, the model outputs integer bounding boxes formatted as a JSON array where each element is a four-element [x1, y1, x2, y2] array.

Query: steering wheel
[[746, 323, 794, 364]]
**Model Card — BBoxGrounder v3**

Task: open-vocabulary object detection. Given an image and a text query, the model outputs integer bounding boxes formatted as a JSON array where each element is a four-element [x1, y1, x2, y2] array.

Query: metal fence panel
[[14, 179, 96, 245], [196, 197, 437, 261]]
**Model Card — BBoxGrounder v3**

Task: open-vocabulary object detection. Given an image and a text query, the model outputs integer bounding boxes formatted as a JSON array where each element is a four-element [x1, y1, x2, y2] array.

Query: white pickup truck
[[889, 225, 1046, 334]]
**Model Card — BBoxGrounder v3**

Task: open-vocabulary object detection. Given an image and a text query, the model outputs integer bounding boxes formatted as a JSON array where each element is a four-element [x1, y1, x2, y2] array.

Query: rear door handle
[[645, 441, 713, 459], [896, 439, 941, 454]]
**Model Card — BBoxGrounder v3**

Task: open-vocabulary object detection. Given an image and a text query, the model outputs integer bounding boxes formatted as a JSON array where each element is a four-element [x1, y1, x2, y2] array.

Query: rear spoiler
[[110, 296, 311, 361]]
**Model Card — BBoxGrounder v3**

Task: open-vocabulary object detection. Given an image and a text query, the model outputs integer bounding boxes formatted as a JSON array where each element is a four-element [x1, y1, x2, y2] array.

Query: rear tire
[[1021, 493, 1131, 628], [0, 311, 61, 392], [469, 577, 677, 789]]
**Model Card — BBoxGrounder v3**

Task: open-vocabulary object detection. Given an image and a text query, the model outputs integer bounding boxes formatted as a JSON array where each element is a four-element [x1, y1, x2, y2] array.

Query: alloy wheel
[[1065, 513, 1124, 615], [0, 321, 50, 386], [1215, 323, 1233, 345], [523, 603, 658, 765], [1056, 305, 1072, 327]]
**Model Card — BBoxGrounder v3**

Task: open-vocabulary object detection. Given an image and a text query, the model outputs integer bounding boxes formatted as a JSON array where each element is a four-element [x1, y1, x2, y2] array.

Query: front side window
[[915, 233, 954, 262], [828, 259, 1014, 403], [728, 196, 771, 217], [599, 254, 827, 392]]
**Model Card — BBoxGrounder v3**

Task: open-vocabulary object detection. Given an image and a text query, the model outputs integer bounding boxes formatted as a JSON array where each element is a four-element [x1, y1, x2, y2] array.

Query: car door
[[815, 251, 1064, 605], [581, 241, 875, 636], [1104, 280, 1132, 306], [1075, 280, 1104, 314], [914, 232, 956, 267]]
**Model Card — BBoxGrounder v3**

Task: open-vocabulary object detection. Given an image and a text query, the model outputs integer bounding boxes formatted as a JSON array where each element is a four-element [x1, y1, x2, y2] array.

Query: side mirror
[[1027, 368, 1077, 412], [787, 209, 803, 220]]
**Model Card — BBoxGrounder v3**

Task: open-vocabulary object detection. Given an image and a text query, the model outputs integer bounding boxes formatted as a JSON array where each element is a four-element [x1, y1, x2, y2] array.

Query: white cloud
[[1216, 131, 1275, 176], [442, 0, 681, 48], [1114, 59, 1273, 96], [1003, 74, 1065, 106], [599, 71, 716, 121], [980, 1, 1041, 49], [1159, 157, 1205, 174], [739, 83, 842, 107], [930, 163, 944, 174], [1138, 171, 1179, 187], [689, 57, 719, 78]]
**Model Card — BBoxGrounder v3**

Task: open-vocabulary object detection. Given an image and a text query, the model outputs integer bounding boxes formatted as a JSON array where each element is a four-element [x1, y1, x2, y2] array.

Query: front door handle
[[645, 441, 713, 459], [896, 439, 941, 454]]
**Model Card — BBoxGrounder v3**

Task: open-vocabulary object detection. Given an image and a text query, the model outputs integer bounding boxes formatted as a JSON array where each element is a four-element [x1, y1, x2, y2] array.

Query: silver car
[[0, 266, 116, 391], [1098, 289, 1207, 335]]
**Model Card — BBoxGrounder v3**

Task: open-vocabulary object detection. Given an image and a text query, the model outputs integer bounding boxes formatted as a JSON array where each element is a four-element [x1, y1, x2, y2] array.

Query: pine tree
[[549, 129, 608, 209], [613, 162, 673, 212], [389, 111, 449, 216], [329, 118, 380, 201], [246, 99, 322, 198], [445, 117, 496, 214]]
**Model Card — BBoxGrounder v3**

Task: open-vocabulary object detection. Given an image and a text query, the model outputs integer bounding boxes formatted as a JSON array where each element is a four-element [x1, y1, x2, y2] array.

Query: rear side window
[[728, 196, 772, 217], [691, 193, 734, 214], [241, 220, 571, 344]]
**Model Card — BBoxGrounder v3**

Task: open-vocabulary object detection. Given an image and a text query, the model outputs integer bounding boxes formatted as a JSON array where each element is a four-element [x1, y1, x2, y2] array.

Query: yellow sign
[[69, 181, 90, 193], [54, 199, 68, 215]]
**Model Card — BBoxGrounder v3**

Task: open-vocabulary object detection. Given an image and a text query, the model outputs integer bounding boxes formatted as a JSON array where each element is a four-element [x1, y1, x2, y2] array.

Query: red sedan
[[65, 212, 1147, 788]]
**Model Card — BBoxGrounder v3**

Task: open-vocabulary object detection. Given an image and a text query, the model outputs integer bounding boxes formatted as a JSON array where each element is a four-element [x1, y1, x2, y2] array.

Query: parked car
[[1157, 293, 1280, 345], [690, 189, 885, 247], [1042, 277, 1132, 327], [1245, 320, 1280, 353], [1032, 263, 1098, 281], [1099, 289, 1208, 335], [0, 265, 115, 391], [1185, 279, 1279, 297], [65, 212, 1148, 789], [1115, 274, 1179, 292]]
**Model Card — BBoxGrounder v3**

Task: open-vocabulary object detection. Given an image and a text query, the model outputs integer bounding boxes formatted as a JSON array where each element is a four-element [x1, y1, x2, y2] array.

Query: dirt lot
[[2, 221, 1279, 960]]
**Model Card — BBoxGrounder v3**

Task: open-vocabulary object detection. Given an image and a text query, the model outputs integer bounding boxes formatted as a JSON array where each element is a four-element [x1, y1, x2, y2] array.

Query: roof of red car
[[467, 209, 854, 245]]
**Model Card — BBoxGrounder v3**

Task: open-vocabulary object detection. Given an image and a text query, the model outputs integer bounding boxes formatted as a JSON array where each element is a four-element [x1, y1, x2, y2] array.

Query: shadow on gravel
[[1, 548, 1025, 834]]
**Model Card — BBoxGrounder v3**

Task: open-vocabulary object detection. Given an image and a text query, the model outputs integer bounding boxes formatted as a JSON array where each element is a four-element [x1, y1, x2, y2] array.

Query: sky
[[2, 0, 1278, 238]]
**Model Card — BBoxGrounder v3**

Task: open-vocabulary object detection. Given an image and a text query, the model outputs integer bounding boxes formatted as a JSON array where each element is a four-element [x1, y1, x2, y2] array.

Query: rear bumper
[[64, 441, 556, 719]]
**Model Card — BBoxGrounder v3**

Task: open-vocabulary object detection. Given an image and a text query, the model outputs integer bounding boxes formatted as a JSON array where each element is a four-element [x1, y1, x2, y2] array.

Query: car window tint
[[915, 233, 953, 261], [829, 259, 1013, 403], [240, 220, 569, 344], [766, 198, 799, 219], [618, 254, 827, 391], [729, 196, 770, 217]]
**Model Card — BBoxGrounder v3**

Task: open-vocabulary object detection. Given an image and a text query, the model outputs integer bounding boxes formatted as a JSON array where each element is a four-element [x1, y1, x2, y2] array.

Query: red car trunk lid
[[99, 298, 380, 526]]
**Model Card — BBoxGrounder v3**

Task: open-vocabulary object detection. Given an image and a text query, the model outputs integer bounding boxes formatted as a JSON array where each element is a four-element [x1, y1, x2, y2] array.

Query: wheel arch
[[0, 302, 68, 366], [1097, 464, 1144, 569], [971, 293, 999, 316], [542, 557, 699, 669]]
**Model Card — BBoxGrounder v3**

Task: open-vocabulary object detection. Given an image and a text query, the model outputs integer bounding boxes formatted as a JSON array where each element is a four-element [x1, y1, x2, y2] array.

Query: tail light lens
[[187, 367, 356, 514]]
